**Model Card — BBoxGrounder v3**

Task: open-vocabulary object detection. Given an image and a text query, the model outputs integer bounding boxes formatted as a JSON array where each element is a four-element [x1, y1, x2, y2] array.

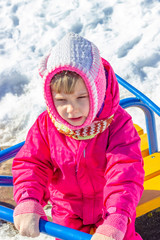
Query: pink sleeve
[[14, 199, 48, 221], [96, 213, 128, 240], [104, 107, 144, 218], [12, 115, 53, 206]]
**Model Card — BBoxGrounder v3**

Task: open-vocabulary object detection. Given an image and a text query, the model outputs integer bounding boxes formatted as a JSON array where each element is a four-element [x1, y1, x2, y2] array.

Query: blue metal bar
[[0, 206, 92, 240], [0, 141, 24, 163], [0, 176, 13, 186], [0, 205, 13, 223], [116, 74, 160, 117], [120, 98, 158, 154]]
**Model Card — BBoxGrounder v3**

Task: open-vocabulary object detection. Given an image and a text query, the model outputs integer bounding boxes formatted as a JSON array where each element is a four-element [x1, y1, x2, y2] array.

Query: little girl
[[12, 32, 144, 239]]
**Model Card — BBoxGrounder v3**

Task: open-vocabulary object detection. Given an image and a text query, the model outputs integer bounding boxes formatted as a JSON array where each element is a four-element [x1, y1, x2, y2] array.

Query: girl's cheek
[[56, 106, 64, 116], [81, 101, 89, 114]]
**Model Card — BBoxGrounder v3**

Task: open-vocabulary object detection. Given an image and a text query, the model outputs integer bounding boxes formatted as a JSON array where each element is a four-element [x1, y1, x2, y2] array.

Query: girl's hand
[[91, 233, 115, 240], [14, 213, 40, 238]]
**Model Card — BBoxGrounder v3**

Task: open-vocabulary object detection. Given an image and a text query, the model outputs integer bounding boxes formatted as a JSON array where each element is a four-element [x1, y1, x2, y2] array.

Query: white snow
[[0, 0, 160, 238]]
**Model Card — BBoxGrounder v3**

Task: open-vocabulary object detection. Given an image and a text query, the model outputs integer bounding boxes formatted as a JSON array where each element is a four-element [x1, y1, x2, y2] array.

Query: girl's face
[[51, 77, 90, 126]]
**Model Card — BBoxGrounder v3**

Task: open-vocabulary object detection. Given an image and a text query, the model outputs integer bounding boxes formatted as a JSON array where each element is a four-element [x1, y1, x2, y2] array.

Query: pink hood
[[39, 33, 119, 131], [96, 58, 120, 120]]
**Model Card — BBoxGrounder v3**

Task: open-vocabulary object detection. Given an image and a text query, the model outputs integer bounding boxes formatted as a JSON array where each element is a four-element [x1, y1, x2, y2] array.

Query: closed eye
[[77, 95, 88, 99], [55, 98, 66, 102]]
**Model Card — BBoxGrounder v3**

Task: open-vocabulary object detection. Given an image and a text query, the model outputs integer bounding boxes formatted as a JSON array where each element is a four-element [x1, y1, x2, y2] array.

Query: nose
[[66, 102, 78, 114]]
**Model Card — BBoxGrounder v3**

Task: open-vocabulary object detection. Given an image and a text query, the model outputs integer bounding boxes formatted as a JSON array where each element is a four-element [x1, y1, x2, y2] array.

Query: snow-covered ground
[[0, 0, 160, 239]]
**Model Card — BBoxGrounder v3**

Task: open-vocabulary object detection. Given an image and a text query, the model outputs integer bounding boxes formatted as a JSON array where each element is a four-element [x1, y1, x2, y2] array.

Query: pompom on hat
[[39, 32, 107, 131]]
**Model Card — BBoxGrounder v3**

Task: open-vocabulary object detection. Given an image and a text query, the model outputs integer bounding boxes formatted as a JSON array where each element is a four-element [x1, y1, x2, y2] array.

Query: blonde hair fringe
[[50, 71, 81, 94]]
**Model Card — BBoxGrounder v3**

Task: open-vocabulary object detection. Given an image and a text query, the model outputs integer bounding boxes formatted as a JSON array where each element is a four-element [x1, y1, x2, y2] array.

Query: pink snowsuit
[[12, 35, 144, 239]]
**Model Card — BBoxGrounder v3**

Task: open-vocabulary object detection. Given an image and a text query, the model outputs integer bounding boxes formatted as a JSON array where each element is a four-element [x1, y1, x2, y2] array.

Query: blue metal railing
[[116, 74, 160, 116], [0, 74, 160, 238], [0, 141, 24, 164], [116, 74, 160, 155], [0, 176, 13, 186], [120, 98, 158, 154], [0, 205, 92, 240]]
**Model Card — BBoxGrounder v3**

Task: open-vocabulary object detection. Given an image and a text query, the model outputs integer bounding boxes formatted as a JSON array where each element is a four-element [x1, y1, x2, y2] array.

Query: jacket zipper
[[83, 149, 86, 158]]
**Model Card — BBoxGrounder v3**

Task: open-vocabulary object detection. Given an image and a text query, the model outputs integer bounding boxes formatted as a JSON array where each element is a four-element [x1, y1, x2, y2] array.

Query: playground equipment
[[0, 74, 160, 239]]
